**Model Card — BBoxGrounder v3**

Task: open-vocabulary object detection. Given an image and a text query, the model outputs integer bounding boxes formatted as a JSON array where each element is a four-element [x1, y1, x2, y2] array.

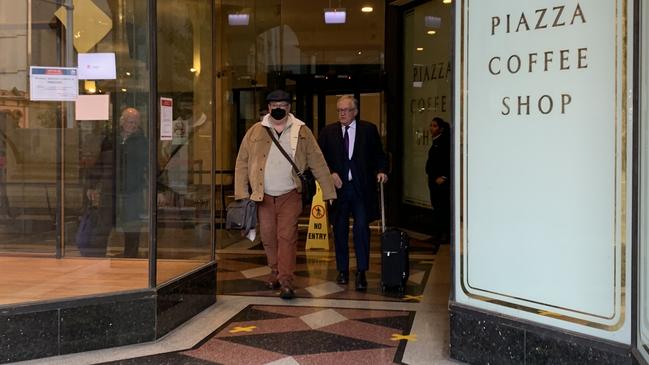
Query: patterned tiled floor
[[217, 253, 434, 302], [15, 233, 460, 365], [100, 305, 415, 365]]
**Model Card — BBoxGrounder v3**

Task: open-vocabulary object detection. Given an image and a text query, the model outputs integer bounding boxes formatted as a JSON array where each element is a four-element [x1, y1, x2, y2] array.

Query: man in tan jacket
[[235, 89, 336, 299]]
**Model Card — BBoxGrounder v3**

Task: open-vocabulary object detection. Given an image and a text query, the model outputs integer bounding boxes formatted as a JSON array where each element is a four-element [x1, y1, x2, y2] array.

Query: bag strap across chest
[[264, 126, 306, 177]]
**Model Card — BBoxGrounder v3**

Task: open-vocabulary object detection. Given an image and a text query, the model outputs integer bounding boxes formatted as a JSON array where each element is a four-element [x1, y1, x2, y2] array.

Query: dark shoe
[[265, 271, 280, 289], [336, 271, 349, 284], [279, 286, 295, 300], [266, 279, 280, 290], [355, 271, 367, 291]]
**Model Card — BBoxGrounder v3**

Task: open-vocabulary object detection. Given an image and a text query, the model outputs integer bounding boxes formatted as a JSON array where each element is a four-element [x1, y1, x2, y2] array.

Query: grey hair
[[337, 95, 358, 109]]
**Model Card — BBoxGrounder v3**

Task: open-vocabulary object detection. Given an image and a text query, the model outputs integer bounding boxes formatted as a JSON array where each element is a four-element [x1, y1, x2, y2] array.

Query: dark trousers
[[333, 183, 370, 272], [429, 181, 450, 240]]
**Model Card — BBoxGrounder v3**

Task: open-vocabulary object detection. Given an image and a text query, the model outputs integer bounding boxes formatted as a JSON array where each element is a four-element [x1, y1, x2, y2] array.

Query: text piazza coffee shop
[[448, 1, 649, 364]]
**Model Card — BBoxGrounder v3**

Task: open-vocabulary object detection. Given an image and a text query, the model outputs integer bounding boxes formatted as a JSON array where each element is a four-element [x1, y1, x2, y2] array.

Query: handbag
[[76, 207, 100, 257], [225, 198, 257, 232], [264, 127, 316, 206]]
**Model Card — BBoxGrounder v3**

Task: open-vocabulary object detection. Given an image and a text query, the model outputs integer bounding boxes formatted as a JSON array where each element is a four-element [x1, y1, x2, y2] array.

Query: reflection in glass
[[401, 2, 452, 209], [0, 0, 153, 306], [81, 107, 148, 258], [156, 0, 214, 284]]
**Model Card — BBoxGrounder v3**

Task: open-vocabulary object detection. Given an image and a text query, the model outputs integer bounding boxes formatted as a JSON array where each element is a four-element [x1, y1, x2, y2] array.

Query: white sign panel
[[78, 53, 117, 80], [160, 98, 173, 141], [75, 95, 110, 121], [29, 66, 78, 101], [456, 0, 632, 342]]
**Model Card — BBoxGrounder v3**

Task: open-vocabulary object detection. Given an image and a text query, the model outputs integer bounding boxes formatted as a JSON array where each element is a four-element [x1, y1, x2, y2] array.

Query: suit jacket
[[318, 120, 387, 221], [425, 133, 450, 184]]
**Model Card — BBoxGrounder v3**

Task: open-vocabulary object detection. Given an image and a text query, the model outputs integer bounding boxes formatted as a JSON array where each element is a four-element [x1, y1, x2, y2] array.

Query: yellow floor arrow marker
[[402, 295, 423, 302], [391, 333, 417, 342], [229, 325, 257, 333]]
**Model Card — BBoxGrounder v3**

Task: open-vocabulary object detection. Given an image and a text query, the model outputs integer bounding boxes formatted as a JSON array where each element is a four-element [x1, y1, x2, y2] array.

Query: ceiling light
[[121, 88, 127, 92], [125, 71, 131, 76], [427, 30, 436, 35], [324, 8, 346, 24], [425, 16, 442, 28], [228, 13, 249, 26], [416, 47, 424, 51], [358, 51, 362, 55], [361, 6, 373, 13], [190, 68, 197, 73], [443, 0, 452, 3]]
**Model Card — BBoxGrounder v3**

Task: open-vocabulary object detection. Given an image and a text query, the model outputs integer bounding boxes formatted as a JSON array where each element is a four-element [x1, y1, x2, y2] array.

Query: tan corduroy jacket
[[234, 114, 336, 202]]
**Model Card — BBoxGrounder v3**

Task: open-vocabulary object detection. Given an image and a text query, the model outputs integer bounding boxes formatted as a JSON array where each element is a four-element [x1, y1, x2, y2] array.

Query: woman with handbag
[[234, 89, 336, 299]]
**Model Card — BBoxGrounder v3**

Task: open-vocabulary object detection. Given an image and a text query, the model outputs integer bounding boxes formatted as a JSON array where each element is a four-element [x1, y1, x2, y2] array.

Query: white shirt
[[341, 120, 356, 180]]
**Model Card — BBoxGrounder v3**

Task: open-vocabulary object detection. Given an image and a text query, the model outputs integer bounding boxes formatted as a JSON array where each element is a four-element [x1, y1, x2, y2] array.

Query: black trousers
[[429, 181, 450, 240]]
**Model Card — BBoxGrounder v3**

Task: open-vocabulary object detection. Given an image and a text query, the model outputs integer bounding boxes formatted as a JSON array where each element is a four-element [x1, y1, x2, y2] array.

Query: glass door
[[155, 0, 215, 284], [398, 0, 452, 235], [638, 1, 649, 361]]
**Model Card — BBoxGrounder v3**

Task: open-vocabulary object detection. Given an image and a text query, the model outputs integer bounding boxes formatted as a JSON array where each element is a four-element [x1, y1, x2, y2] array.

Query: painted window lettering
[[491, 3, 586, 36]]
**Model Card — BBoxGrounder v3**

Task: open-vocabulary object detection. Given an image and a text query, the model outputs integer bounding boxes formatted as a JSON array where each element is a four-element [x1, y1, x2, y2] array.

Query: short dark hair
[[432, 117, 450, 132]]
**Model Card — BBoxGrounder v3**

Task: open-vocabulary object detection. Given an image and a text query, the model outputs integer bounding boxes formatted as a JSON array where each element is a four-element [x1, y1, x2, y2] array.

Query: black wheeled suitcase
[[379, 182, 410, 294]]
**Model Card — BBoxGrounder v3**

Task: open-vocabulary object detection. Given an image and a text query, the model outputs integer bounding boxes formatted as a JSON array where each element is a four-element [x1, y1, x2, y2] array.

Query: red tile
[[185, 338, 285, 365], [293, 348, 399, 365]]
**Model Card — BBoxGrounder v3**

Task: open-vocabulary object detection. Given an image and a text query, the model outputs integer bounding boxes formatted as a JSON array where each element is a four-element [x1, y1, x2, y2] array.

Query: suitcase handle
[[380, 181, 386, 233]]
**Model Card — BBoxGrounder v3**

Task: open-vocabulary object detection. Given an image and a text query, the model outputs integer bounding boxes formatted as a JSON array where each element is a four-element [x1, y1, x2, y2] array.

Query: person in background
[[86, 107, 148, 257], [234, 89, 336, 299], [318, 95, 388, 291], [425, 117, 451, 244]]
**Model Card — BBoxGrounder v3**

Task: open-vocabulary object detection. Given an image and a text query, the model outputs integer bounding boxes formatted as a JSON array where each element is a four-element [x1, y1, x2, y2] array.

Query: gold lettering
[[534, 8, 548, 30], [516, 13, 530, 32], [528, 53, 538, 72], [561, 94, 572, 113], [518, 96, 530, 115], [552, 6, 566, 27], [577, 48, 588, 68], [501, 97, 511, 115], [538, 95, 553, 114], [559, 49, 570, 70], [491, 16, 500, 35], [571, 3, 586, 25]]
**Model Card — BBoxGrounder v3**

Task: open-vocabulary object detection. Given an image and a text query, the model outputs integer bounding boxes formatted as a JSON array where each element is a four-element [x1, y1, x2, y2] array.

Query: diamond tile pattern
[[299, 309, 348, 329]]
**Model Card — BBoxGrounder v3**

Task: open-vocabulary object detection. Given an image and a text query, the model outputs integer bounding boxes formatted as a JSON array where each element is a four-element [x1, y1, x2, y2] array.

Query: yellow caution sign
[[306, 182, 330, 250]]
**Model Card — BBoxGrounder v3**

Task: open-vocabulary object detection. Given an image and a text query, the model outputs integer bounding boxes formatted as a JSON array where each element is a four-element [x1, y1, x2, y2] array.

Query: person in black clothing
[[85, 107, 148, 257], [425, 117, 451, 244], [318, 95, 388, 291]]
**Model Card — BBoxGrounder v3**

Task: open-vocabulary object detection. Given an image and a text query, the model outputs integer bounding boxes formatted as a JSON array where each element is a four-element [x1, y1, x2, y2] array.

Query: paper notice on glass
[[29, 66, 78, 101], [160, 98, 173, 141], [75, 95, 110, 120], [78, 53, 116, 80]]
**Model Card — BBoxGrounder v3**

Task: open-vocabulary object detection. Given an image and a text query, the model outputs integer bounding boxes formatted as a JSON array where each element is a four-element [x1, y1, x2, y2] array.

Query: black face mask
[[270, 108, 286, 120]]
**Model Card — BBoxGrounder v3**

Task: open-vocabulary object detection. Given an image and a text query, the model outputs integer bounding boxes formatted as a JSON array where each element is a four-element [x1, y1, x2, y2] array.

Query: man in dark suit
[[318, 95, 388, 291]]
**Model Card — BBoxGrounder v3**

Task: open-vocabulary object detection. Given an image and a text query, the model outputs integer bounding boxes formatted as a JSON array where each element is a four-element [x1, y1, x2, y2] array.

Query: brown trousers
[[257, 189, 302, 287]]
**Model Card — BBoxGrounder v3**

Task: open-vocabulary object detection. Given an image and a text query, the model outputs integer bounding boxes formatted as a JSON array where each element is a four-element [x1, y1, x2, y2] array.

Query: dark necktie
[[344, 126, 350, 159]]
